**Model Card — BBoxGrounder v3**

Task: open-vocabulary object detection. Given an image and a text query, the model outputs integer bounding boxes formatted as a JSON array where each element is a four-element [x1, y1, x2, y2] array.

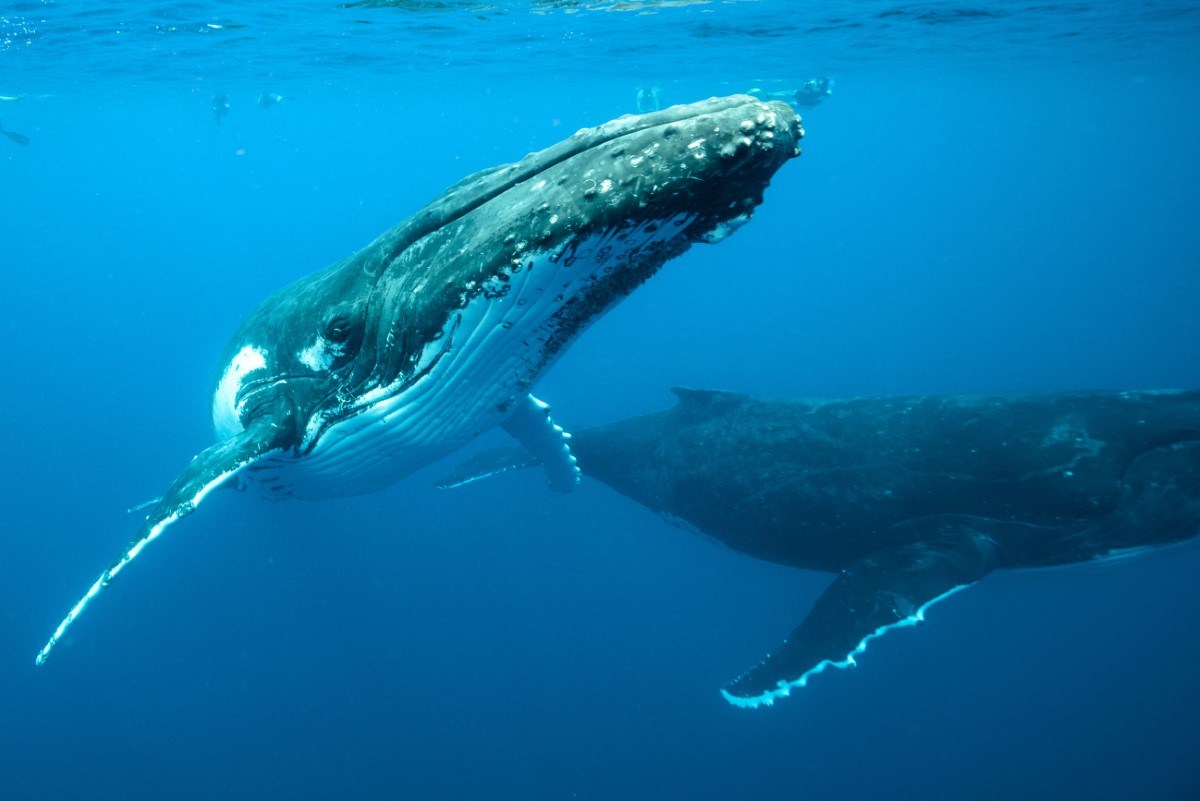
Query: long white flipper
[[36, 424, 287, 665]]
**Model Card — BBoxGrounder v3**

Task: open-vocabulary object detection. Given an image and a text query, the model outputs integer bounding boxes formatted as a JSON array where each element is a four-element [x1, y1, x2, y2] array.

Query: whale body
[[439, 387, 1200, 707], [36, 97, 803, 665]]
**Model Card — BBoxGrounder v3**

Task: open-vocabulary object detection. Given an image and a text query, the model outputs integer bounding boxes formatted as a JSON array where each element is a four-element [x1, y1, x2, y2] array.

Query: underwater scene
[[2, 1, 1199, 799]]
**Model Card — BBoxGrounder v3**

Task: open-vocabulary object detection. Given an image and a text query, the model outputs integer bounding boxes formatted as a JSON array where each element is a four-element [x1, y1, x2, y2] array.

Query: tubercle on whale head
[[561, 97, 802, 243], [353, 95, 802, 275]]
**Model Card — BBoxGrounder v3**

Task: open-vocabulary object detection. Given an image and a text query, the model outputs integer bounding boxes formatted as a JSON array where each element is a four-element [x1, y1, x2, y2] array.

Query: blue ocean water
[[3, 1, 1200, 799]]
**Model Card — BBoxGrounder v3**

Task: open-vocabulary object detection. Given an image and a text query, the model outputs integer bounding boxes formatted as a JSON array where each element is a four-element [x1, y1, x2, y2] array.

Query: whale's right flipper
[[722, 523, 1001, 708], [501, 394, 580, 493]]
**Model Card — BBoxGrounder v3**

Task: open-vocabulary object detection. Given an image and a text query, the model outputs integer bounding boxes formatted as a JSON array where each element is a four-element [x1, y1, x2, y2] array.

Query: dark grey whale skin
[[442, 388, 1200, 706]]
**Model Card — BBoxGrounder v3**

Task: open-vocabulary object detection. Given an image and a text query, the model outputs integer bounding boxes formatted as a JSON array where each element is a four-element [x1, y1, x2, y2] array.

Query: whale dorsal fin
[[669, 386, 749, 412]]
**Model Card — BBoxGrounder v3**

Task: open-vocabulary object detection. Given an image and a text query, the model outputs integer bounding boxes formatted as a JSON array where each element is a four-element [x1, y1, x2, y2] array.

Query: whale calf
[[439, 387, 1200, 707], [36, 97, 803, 665]]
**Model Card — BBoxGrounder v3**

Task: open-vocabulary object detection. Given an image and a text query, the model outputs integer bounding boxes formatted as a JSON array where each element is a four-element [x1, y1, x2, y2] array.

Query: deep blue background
[[2, 4, 1199, 799]]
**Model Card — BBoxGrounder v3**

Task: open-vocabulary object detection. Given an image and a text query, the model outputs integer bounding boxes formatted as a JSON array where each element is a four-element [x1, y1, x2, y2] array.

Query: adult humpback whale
[[438, 388, 1200, 707], [36, 96, 803, 665]]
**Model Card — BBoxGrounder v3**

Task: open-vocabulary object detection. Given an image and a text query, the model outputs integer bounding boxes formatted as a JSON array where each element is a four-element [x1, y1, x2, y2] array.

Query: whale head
[[210, 95, 803, 499]]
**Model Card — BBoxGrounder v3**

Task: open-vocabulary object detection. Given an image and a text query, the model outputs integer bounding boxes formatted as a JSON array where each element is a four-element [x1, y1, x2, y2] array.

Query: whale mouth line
[[238, 372, 316, 395], [233, 372, 322, 429]]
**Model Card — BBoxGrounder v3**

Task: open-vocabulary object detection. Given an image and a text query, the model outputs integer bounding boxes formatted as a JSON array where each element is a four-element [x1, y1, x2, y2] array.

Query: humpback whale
[[36, 96, 803, 665], [0, 117, 30, 146], [438, 387, 1200, 707]]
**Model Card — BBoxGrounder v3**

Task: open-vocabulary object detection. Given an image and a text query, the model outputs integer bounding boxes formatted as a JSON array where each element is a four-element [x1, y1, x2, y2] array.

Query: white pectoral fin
[[501, 394, 580, 493], [721, 523, 1002, 708], [35, 423, 287, 666]]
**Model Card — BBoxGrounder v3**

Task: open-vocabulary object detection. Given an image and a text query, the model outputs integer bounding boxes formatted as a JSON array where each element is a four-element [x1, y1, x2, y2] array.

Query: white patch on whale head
[[299, 341, 330, 372], [212, 345, 268, 439], [298, 337, 345, 373]]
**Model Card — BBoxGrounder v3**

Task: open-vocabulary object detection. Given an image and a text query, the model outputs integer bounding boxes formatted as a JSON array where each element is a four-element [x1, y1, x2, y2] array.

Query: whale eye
[[318, 308, 365, 368], [325, 316, 353, 343]]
